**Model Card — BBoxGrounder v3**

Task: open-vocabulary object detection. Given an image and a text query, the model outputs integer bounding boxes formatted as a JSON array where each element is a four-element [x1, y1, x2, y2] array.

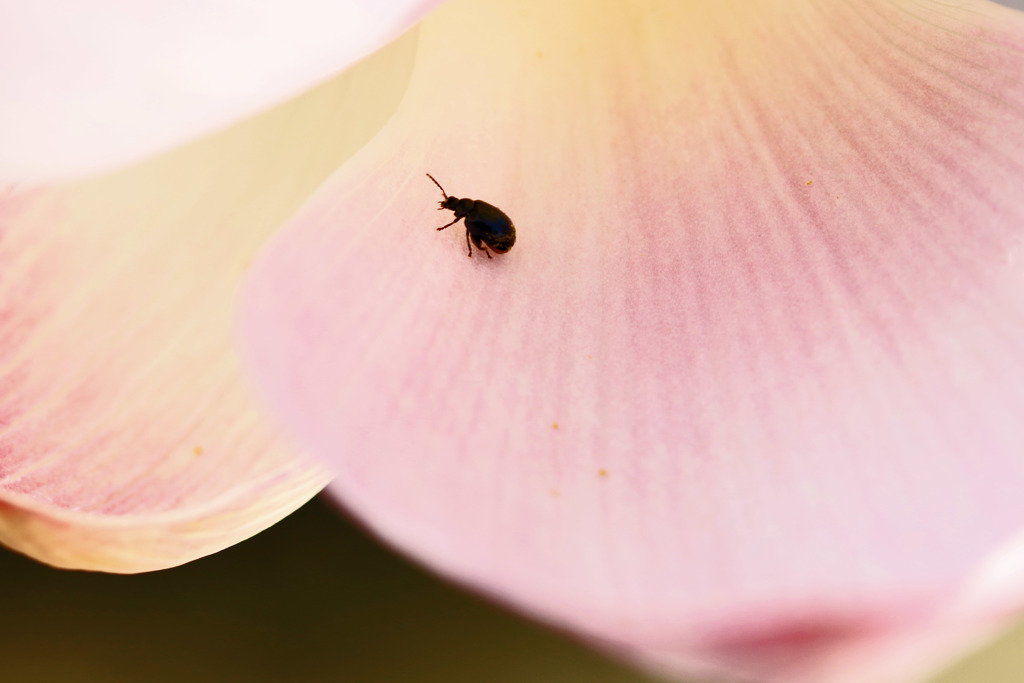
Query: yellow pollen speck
[[552, 422, 559, 429], [193, 446, 204, 456], [806, 180, 813, 186], [598, 468, 608, 477], [587, 354, 592, 359], [536, 50, 544, 59]]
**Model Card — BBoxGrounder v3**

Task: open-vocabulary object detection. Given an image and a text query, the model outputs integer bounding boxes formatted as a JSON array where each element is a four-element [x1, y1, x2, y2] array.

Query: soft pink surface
[[242, 0, 1024, 679], [0, 0, 438, 181]]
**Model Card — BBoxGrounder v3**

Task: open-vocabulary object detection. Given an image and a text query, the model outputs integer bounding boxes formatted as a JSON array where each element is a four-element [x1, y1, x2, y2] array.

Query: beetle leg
[[436, 216, 462, 231], [466, 230, 493, 259], [466, 230, 493, 258]]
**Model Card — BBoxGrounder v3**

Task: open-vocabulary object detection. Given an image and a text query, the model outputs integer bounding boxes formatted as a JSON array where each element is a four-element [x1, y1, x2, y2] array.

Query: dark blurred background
[[0, 496, 655, 683], [3, 495, 1024, 683]]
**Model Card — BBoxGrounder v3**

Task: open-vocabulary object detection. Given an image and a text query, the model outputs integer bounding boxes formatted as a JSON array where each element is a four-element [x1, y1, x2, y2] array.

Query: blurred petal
[[0, 0, 439, 181], [633, 616, 1007, 683], [0, 34, 416, 572], [242, 0, 1024, 679]]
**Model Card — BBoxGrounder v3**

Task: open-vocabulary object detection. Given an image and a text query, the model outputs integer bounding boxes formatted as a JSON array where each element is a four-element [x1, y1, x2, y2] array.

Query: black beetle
[[427, 173, 516, 258]]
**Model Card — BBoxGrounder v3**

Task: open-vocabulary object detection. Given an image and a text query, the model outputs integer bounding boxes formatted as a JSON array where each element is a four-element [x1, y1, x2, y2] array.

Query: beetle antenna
[[425, 173, 448, 199]]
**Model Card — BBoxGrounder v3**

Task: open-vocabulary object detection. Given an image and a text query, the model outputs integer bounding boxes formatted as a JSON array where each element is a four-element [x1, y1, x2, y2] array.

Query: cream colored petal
[[0, 30, 416, 572]]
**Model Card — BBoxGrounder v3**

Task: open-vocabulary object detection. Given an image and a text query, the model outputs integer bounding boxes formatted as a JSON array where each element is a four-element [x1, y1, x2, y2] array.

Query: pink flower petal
[[0, 55, 420, 570], [0, 0, 439, 181], [242, 0, 1024, 679], [634, 614, 1007, 683]]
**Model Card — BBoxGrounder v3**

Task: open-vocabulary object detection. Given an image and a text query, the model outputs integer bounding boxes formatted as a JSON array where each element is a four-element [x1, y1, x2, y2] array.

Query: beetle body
[[428, 174, 516, 258]]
